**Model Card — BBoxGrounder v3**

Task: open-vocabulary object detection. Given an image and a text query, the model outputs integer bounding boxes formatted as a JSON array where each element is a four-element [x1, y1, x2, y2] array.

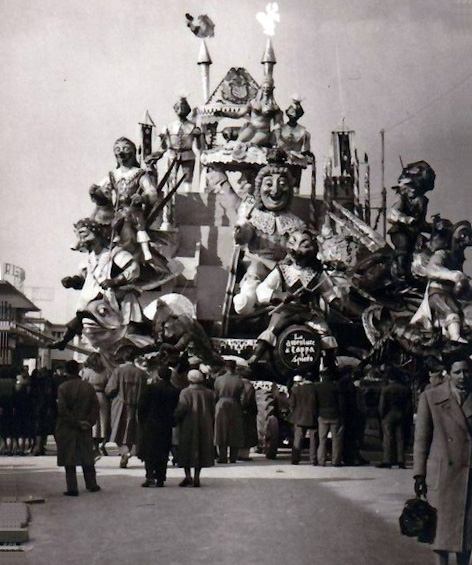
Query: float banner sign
[[278, 325, 321, 371], [1, 263, 26, 292]]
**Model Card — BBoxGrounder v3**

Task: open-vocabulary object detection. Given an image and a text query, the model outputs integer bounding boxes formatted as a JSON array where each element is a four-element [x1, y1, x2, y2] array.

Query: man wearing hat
[[55, 360, 101, 496], [315, 362, 345, 467], [289, 375, 318, 465], [414, 354, 472, 565], [174, 370, 215, 487]]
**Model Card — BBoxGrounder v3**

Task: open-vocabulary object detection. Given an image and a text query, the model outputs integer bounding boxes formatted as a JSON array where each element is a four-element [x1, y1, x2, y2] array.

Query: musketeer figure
[[248, 228, 339, 365], [387, 160, 435, 281]]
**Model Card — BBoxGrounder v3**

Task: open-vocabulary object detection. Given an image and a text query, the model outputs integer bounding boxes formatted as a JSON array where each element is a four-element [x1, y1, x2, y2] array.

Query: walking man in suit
[[414, 354, 472, 565]]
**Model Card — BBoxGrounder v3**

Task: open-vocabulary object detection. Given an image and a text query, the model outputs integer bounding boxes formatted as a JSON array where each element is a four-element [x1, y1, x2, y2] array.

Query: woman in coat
[[81, 353, 111, 457], [174, 370, 215, 487], [414, 356, 472, 565]]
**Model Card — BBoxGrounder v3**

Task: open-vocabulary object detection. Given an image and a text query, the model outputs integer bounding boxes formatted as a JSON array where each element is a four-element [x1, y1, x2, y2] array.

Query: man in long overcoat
[[213, 360, 244, 463], [174, 370, 215, 487], [414, 356, 472, 565], [105, 349, 147, 468], [238, 376, 258, 461], [137, 370, 179, 487], [315, 366, 345, 466], [290, 375, 318, 465], [377, 365, 412, 469], [55, 360, 100, 496]]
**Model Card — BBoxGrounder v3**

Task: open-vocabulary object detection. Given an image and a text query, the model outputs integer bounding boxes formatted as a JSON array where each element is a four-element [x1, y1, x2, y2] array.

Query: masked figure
[[49, 219, 141, 350]]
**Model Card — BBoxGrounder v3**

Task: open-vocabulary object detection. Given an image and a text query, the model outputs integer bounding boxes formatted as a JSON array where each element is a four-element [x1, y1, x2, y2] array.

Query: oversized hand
[[61, 276, 74, 289], [234, 223, 254, 244], [61, 276, 83, 290], [101, 278, 118, 290], [131, 193, 143, 206], [414, 475, 427, 497]]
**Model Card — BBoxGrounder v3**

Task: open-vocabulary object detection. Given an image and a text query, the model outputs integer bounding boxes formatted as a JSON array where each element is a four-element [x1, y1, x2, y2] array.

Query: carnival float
[[49, 5, 472, 457]]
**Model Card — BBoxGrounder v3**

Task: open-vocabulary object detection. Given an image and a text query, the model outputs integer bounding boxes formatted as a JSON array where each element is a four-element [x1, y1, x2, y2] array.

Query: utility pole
[[380, 129, 387, 239]]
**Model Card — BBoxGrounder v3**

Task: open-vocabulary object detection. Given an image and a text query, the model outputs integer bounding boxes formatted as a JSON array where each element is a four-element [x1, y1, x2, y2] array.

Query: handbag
[[399, 496, 437, 544]]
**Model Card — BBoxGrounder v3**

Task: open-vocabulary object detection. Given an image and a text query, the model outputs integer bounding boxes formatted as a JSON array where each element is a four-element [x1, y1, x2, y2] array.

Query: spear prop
[[146, 173, 186, 228]]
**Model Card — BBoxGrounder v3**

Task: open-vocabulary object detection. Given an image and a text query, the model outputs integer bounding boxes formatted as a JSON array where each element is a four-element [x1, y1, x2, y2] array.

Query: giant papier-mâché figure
[[232, 153, 306, 315], [89, 137, 158, 262], [49, 218, 142, 351], [146, 96, 202, 193], [387, 160, 435, 281], [215, 75, 283, 155], [248, 228, 339, 365], [274, 96, 312, 189], [412, 220, 472, 344]]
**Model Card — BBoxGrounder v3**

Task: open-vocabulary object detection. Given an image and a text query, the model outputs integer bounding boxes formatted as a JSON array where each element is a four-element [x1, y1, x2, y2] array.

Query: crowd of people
[[0, 353, 418, 484], [0, 364, 65, 457]]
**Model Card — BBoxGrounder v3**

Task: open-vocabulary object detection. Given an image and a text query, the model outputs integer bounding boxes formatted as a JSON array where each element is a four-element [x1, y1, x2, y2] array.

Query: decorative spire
[[197, 39, 212, 103], [198, 39, 212, 65], [261, 37, 276, 78]]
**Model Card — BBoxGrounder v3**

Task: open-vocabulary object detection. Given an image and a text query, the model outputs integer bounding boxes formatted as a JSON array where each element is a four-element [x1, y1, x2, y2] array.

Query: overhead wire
[[384, 68, 472, 133]]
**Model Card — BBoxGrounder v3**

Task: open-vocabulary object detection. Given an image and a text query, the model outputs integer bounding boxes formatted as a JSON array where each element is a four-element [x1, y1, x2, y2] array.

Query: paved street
[[0, 447, 434, 565]]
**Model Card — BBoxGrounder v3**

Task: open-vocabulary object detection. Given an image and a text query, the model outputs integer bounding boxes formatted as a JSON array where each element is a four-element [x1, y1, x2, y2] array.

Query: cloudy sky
[[1, 0, 472, 322]]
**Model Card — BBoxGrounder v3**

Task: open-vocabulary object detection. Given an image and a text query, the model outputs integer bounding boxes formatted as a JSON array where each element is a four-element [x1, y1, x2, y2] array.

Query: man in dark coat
[[174, 369, 215, 487], [377, 365, 412, 469], [289, 375, 318, 465], [214, 360, 244, 463], [105, 349, 148, 468], [414, 355, 472, 565], [137, 369, 179, 487], [315, 365, 345, 466], [238, 375, 258, 461], [55, 360, 100, 496]]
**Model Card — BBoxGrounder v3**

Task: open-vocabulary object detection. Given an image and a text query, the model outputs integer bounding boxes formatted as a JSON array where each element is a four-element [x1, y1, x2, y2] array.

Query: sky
[[1, 0, 472, 322]]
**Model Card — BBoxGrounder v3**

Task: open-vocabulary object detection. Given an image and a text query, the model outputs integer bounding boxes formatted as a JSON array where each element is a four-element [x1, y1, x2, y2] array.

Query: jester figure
[[233, 153, 306, 315]]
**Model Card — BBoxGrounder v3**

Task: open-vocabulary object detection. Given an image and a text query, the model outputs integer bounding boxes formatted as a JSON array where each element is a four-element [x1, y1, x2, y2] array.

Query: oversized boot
[[137, 230, 153, 263], [48, 327, 77, 350], [446, 314, 468, 344], [248, 340, 270, 365]]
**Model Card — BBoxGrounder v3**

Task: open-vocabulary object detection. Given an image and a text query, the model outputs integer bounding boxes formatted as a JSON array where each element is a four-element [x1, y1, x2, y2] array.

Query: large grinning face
[[260, 172, 292, 212]]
